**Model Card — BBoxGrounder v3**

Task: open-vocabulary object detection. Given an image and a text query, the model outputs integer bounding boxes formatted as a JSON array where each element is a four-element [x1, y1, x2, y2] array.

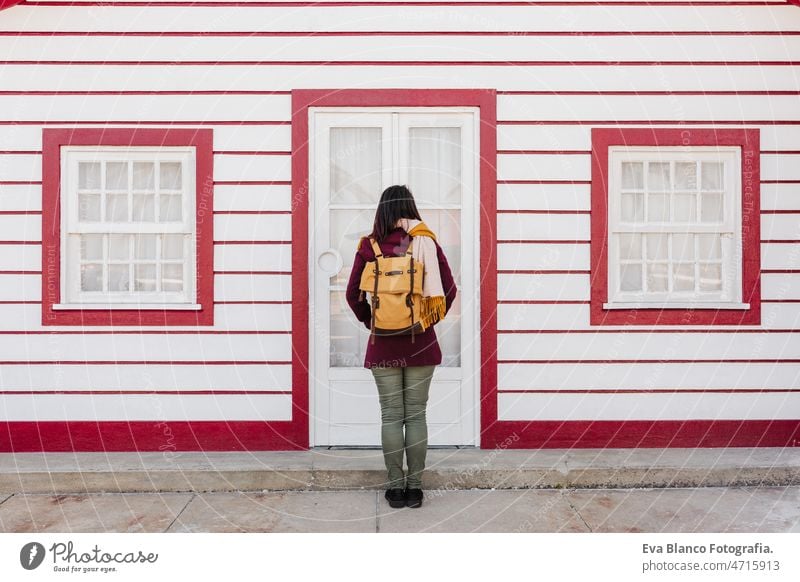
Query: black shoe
[[405, 488, 423, 508], [385, 488, 406, 508]]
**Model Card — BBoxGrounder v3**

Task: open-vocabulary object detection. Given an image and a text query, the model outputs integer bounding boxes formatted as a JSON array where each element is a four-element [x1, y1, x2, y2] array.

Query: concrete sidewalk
[[0, 487, 798, 533], [1, 447, 798, 494], [1, 447, 798, 533]]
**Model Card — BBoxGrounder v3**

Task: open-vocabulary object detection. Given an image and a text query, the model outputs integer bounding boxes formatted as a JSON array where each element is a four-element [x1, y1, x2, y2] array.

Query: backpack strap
[[368, 237, 380, 345], [369, 237, 383, 259]]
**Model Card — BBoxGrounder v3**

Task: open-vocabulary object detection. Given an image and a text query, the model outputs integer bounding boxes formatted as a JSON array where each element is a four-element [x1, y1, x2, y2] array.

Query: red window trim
[[590, 127, 760, 326], [41, 127, 214, 326]]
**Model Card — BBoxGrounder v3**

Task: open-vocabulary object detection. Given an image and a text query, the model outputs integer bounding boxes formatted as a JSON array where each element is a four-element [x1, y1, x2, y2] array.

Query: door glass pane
[[330, 290, 371, 367], [330, 208, 375, 287], [407, 127, 462, 205], [330, 127, 383, 204]]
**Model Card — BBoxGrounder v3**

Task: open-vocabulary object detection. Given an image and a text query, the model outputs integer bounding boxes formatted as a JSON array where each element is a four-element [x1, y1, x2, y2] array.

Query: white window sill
[[603, 302, 750, 310], [52, 303, 203, 311]]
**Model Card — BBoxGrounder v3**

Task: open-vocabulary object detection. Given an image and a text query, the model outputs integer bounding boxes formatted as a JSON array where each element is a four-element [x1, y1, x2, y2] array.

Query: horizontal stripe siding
[[0, 245, 293, 272], [17, 1, 795, 6], [498, 362, 800, 390], [498, 303, 800, 330], [1, 66, 799, 92], [0, 1, 798, 428], [497, 392, 800, 420], [498, 273, 800, 301], [0, 333, 291, 361], [0, 393, 292, 421], [5, 95, 800, 123], [497, 331, 799, 359], [2, 35, 799, 62], [0, 364, 291, 390], [2, 4, 798, 33], [0, 304, 292, 331], [3, 151, 798, 184], [495, 214, 800, 240]]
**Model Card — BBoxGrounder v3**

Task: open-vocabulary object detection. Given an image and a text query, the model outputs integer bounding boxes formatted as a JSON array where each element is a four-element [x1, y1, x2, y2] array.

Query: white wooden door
[[309, 107, 479, 446]]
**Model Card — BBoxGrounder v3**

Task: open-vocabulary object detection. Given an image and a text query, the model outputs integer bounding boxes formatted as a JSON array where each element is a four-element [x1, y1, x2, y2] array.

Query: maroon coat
[[346, 226, 458, 369]]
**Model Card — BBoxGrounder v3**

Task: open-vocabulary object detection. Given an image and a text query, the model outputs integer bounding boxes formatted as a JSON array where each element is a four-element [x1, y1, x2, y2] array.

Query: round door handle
[[317, 248, 343, 276]]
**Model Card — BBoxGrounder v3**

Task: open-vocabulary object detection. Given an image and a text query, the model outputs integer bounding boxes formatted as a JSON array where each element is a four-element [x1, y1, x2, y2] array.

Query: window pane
[[108, 234, 129, 260], [675, 162, 697, 190], [408, 126, 462, 205], [106, 194, 128, 222], [160, 162, 182, 190], [701, 162, 723, 190], [700, 193, 723, 222], [81, 264, 103, 291], [672, 233, 694, 261], [162, 235, 184, 260], [80, 234, 103, 261], [134, 264, 157, 291], [108, 264, 130, 292], [618, 233, 641, 260], [162, 264, 183, 292], [699, 263, 722, 291], [647, 162, 670, 191], [620, 263, 642, 291], [78, 194, 101, 222], [105, 161, 128, 190], [673, 263, 695, 291], [134, 235, 157, 260], [621, 162, 643, 190], [133, 194, 156, 222], [646, 262, 668, 292], [621, 193, 643, 222], [159, 194, 182, 222], [330, 127, 383, 204], [132, 162, 155, 190], [647, 192, 670, 221], [673, 193, 697, 222], [697, 234, 721, 260], [79, 162, 101, 189], [645, 233, 668, 260]]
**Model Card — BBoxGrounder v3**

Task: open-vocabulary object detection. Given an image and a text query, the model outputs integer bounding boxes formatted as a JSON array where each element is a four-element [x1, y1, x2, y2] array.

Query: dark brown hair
[[369, 184, 422, 243]]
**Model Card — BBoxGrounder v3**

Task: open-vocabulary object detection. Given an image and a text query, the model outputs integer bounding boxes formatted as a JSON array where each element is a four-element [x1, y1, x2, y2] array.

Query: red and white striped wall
[[0, 0, 799, 451]]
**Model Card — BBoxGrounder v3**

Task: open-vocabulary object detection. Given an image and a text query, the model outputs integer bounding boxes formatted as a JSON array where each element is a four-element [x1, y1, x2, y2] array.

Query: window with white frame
[[604, 147, 747, 309], [58, 147, 198, 308]]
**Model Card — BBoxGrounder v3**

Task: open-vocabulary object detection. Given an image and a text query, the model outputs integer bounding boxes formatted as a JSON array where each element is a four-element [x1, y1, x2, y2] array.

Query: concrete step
[[1, 447, 798, 494]]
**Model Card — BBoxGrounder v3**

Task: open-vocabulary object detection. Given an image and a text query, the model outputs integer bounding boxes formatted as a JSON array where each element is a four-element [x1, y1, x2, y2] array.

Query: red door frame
[[291, 89, 499, 449]]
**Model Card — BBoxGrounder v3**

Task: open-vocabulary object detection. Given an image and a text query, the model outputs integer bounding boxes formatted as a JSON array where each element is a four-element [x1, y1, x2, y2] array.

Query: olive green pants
[[370, 365, 435, 489]]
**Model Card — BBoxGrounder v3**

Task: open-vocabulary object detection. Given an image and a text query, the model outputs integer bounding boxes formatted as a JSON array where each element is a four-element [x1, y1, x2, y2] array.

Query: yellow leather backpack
[[358, 236, 424, 344]]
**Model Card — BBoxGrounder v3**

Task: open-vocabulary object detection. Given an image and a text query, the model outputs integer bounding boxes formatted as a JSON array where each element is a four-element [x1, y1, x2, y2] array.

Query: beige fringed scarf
[[395, 218, 447, 331]]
